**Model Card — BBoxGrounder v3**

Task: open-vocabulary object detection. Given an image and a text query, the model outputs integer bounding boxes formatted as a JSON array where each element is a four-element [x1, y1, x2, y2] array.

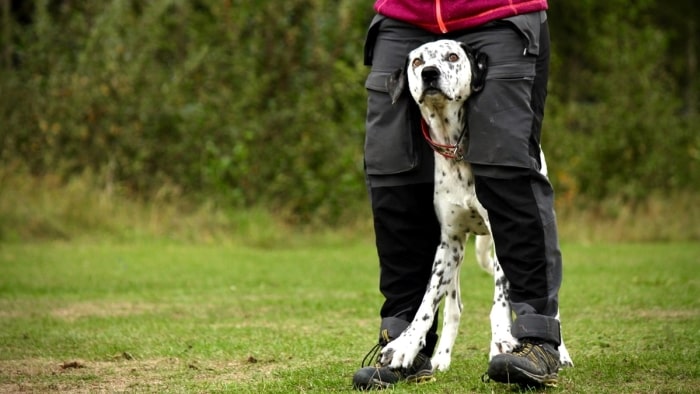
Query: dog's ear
[[471, 52, 488, 92], [460, 42, 488, 93], [386, 65, 407, 104]]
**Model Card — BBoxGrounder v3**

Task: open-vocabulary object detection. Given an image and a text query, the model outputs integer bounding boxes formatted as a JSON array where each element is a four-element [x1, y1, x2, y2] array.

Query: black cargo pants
[[363, 11, 562, 354]]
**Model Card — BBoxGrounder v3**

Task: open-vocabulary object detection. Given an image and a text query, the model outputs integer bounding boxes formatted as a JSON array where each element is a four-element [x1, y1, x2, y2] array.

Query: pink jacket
[[374, 0, 548, 33]]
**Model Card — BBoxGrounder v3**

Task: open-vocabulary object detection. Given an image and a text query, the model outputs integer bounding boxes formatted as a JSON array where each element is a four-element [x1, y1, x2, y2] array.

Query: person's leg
[[373, 183, 441, 352], [351, 183, 440, 390], [458, 12, 564, 386], [473, 168, 562, 340], [353, 16, 441, 390]]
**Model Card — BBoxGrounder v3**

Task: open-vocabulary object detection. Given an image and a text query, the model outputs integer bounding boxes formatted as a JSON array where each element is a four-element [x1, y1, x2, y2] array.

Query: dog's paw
[[559, 355, 574, 369], [380, 346, 413, 369], [489, 337, 518, 360], [558, 344, 574, 368], [380, 336, 421, 369], [379, 346, 395, 366], [430, 351, 452, 372]]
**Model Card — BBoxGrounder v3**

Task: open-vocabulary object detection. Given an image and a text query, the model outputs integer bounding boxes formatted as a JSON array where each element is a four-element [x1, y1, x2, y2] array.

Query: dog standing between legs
[[353, 38, 572, 390]]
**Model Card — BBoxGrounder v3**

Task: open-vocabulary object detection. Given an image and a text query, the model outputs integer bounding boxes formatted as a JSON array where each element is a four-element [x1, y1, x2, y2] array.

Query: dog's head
[[387, 40, 488, 108]]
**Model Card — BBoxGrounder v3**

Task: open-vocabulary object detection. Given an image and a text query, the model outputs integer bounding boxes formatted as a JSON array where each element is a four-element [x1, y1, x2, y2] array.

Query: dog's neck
[[419, 101, 468, 148]]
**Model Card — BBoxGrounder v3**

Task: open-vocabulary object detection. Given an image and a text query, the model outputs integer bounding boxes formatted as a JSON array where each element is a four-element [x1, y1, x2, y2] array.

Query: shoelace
[[361, 343, 382, 368], [513, 342, 559, 370], [480, 372, 491, 383], [511, 342, 535, 357]]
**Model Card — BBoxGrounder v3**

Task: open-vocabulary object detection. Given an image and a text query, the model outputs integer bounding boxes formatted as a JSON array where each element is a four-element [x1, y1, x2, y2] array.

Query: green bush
[[1, 0, 372, 224], [1, 0, 698, 225], [546, 0, 699, 203]]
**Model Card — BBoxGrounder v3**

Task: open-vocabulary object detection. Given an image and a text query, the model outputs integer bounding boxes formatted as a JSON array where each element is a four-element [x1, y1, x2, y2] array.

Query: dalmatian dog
[[381, 39, 573, 372]]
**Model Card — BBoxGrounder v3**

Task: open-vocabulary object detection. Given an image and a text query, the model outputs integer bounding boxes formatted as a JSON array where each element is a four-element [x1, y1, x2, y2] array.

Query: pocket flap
[[365, 71, 392, 92]]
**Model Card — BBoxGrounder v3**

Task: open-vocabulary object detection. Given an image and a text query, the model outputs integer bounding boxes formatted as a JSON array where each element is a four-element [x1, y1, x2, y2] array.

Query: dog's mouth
[[420, 85, 450, 101], [424, 84, 442, 94]]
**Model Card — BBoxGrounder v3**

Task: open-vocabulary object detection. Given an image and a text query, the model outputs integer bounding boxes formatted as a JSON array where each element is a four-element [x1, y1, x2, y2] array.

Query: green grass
[[1, 239, 699, 393]]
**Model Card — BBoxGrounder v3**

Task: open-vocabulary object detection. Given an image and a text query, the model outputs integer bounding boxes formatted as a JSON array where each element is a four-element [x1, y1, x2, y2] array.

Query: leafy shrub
[[0, 0, 698, 225], [1, 0, 372, 224]]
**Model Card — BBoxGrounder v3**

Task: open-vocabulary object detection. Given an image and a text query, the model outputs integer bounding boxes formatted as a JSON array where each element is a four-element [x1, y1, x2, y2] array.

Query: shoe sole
[[407, 373, 436, 384], [516, 366, 558, 387], [353, 373, 435, 390], [489, 365, 558, 387]]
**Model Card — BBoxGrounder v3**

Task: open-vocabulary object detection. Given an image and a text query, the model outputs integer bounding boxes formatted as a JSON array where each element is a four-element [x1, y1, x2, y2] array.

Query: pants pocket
[[502, 11, 545, 56], [364, 71, 421, 175]]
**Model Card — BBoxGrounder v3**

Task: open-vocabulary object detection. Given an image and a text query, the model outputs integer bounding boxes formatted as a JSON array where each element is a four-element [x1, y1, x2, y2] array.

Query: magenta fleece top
[[374, 0, 548, 33]]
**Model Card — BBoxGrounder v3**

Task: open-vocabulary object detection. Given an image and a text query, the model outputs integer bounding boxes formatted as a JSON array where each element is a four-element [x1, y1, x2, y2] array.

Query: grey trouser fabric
[[364, 11, 562, 347]]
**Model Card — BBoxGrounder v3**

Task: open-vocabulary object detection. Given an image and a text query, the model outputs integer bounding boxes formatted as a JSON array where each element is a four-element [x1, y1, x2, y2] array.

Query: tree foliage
[[1, 0, 697, 223], [546, 0, 699, 202]]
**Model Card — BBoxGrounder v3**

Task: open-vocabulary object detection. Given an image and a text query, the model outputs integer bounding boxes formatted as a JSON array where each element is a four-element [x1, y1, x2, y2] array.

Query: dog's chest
[[434, 159, 489, 235]]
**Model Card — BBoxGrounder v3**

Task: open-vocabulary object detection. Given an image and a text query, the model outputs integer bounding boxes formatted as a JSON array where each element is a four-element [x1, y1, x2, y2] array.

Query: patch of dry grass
[[1, 170, 698, 245], [0, 357, 278, 393], [556, 192, 700, 243]]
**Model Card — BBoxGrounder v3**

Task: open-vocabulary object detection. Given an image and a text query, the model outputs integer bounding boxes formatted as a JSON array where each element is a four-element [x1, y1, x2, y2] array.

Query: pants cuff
[[512, 314, 561, 346]]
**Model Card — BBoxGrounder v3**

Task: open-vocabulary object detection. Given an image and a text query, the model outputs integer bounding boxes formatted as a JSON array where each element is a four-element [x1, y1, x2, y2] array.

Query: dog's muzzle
[[421, 66, 443, 94]]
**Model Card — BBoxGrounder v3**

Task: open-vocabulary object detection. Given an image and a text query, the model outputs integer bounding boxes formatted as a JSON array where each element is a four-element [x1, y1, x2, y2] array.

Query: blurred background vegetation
[[1, 0, 698, 242]]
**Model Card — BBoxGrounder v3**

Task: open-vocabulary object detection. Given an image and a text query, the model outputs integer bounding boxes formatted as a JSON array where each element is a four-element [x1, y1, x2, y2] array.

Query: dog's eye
[[448, 53, 459, 62], [412, 58, 424, 68]]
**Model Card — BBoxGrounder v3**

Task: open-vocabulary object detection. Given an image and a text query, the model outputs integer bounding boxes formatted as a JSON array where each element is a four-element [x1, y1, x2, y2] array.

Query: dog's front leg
[[430, 239, 465, 372], [556, 311, 574, 367], [489, 259, 517, 359], [380, 233, 464, 369]]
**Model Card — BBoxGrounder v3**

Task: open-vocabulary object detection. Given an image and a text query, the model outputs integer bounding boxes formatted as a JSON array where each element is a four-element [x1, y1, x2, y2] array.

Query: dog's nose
[[421, 66, 440, 84]]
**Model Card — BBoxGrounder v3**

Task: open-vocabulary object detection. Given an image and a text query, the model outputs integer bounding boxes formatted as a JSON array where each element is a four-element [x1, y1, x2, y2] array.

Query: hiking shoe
[[487, 339, 560, 387], [352, 344, 435, 390]]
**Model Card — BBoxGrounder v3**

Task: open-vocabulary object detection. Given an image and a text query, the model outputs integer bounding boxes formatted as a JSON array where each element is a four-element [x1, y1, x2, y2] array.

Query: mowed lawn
[[0, 239, 698, 393]]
